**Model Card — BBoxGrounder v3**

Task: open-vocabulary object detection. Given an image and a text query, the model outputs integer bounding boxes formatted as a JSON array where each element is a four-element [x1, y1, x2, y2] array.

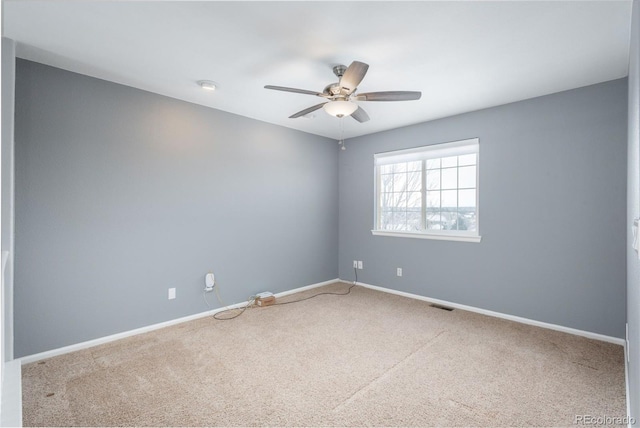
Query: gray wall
[[339, 79, 627, 338], [13, 57, 629, 361], [14, 60, 338, 357], [627, 0, 639, 419], [2, 38, 16, 363]]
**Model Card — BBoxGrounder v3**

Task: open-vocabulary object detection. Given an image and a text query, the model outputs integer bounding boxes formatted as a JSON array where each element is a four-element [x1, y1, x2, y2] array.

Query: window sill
[[371, 230, 482, 243]]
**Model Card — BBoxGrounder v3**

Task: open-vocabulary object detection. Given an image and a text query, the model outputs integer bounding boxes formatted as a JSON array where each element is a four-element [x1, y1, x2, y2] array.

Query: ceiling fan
[[264, 61, 421, 123]]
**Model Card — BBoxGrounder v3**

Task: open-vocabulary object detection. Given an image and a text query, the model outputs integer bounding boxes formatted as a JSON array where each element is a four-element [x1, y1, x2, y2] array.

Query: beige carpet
[[22, 283, 626, 427]]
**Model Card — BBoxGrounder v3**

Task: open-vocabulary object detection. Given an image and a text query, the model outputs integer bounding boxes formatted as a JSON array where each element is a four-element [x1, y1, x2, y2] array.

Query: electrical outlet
[[168, 288, 176, 300], [357, 260, 363, 270], [397, 268, 403, 277], [353, 260, 358, 268]]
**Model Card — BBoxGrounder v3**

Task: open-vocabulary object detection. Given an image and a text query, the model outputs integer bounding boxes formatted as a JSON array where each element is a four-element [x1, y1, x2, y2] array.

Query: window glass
[[375, 139, 479, 239]]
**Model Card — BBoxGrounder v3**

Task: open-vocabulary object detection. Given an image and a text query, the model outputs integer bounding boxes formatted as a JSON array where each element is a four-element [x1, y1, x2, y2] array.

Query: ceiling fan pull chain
[[339, 117, 346, 151]]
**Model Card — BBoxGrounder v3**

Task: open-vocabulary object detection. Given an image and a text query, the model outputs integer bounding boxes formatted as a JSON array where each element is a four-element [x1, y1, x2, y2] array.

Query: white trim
[[625, 348, 631, 425], [625, 323, 631, 423], [271, 279, 335, 298], [340, 279, 625, 346], [20, 305, 242, 364], [19, 278, 339, 364], [374, 137, 480, 239], [374, 138, 479, 165], [0, 360, 21, 427], [372, 230, 482, 243]]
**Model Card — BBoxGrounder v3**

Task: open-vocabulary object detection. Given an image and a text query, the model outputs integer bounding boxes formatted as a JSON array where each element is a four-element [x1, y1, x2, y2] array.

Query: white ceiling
[[3, 1, 633, 140]]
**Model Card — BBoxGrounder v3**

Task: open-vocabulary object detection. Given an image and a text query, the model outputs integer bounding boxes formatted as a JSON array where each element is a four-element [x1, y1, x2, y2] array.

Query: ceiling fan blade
[[289, 102, 327, 118], [355, 91, 422, 101], [351, 106, 370, 123], [340, 61, 369, 94], [264, 85, 325, 97]]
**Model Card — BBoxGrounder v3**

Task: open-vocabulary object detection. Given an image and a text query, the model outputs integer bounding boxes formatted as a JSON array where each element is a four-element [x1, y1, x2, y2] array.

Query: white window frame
[[372, 138, 481, 243]]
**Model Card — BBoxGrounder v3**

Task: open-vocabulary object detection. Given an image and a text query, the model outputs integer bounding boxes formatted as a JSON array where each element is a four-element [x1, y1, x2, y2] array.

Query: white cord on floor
[[204, 281, 258, 320]]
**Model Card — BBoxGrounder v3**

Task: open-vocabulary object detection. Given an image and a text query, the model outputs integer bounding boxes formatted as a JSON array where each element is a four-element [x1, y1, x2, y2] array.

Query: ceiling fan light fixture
[[323, 100, 358, 118]]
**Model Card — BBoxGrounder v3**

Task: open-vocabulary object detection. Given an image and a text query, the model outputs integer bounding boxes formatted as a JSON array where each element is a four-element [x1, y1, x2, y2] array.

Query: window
[[373, 138, 480, 242]]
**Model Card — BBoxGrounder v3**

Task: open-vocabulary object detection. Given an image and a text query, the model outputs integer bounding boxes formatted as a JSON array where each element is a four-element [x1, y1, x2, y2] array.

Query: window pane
[[461, 211, 477, 231], [441, 168, 457, 190], [393, 163, 407, 173], [426, 158, 440, 169], [391, 192, 406, 208], [380, 164, 394, 174], [442, 156, 457, 168], [451, 214, 461, 231], [455, 208, 476, 232], [458, 212, 475, 230], [441, 190, 457, 209], [407, 161, 422, 172], [407, 171, 421, 192], [459, 166, 476, 188], [380, 210, 393, 229], [407, 211, 422, 231], [458, 153, 476, 166], [381, 174, 394, 193], [426, 212, 443, 230], [393, 211, 407, 229], [458, 189, 476, 208], [426, 191, 440, 208], [440, 211, 457, 230], [393, 173, 407, 191], [426, 170, 440, 190], [407, 191, 421, 208], [380, 191, 395, 209]]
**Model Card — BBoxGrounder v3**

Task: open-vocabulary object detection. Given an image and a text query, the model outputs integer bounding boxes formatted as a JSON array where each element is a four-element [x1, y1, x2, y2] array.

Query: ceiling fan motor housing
[[324, 83, 347, 97], [327, 65, 350, 96]]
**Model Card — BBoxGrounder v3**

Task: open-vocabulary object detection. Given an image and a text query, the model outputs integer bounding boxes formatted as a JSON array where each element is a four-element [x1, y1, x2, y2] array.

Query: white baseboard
[[273, 278, 337, 298], [626, 358, 631, 424], [343, 279, 625, 346], [1, 360, 22, 427], [20, 278, 339, 365], [20, 276, 624, 361]]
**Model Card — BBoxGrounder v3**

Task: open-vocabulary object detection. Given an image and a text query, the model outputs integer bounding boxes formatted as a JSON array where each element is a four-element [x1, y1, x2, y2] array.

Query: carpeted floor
[[22, 282, 626, 427]]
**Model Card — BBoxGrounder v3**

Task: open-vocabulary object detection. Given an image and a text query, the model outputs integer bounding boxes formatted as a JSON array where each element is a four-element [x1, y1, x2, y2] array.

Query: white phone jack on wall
[[205, 272, 215, 292]]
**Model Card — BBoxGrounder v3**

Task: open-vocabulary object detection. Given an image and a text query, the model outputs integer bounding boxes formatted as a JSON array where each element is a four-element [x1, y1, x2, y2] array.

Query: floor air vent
[[430, 303, 454, 311]]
